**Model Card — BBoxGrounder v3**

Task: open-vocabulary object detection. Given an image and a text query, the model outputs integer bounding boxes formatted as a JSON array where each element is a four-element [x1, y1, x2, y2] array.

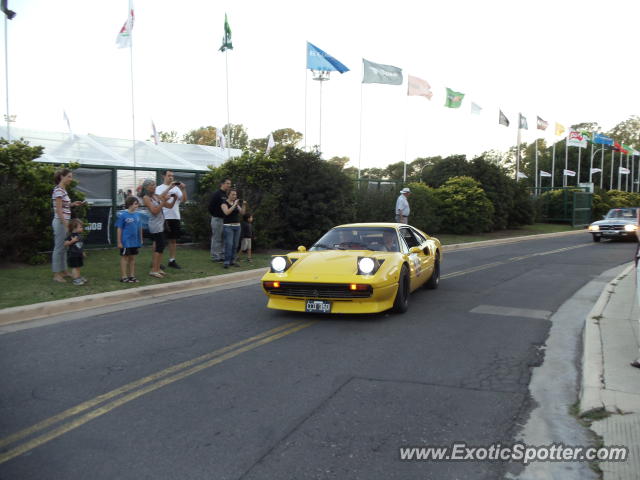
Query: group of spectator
[[50, 169, 253, 285]]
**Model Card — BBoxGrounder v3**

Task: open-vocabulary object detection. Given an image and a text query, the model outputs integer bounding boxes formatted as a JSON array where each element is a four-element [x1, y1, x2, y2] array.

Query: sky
[[3, 0, 640, 170]]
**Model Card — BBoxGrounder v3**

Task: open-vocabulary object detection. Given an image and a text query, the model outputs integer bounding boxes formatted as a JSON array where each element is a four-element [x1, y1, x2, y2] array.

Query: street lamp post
[[311, 70, 330, 155], [589, 147, 603, 185]]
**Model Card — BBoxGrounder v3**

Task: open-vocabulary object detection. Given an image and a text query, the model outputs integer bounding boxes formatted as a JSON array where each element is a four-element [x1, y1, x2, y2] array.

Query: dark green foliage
[[354, 185, 397, 224], [0, 139, 85, 263], [403, 182, 443, 233], [434, 176, 494, 234], [423, 155, 471, 188]]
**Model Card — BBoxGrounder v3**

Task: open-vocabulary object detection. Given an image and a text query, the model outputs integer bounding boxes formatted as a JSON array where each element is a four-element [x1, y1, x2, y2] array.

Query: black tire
[[426, 256, 440, 290], [393, 265, 410, 313], [592, 234, 601, 242]]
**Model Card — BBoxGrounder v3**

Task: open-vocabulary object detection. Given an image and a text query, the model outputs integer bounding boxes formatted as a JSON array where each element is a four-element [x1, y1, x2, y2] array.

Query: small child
[[64, 219, 86, 286], [238, 213, 254, 263], [116, 196, 143, 283]]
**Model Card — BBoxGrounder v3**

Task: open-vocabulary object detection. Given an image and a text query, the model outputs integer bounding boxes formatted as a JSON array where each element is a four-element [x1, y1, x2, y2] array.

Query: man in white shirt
[[395, 187, 411, 223], [155, 170, 187, 269]]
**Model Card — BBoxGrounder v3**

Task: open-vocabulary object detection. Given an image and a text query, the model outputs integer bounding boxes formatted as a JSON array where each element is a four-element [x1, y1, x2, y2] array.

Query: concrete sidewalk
[[580, 263, 640, 479]]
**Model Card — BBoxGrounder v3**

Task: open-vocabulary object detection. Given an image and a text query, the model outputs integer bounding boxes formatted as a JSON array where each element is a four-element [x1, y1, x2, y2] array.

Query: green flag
[[219, 13, 233, 52], [444, 88, 464, 108]]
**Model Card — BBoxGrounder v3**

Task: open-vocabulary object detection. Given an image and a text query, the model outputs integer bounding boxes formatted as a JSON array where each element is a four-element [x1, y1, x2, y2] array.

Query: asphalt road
[[0, 233, 634, 480]]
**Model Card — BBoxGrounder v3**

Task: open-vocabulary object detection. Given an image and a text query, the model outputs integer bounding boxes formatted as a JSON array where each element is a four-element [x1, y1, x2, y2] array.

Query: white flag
[[619, 167, 630, 175], [590, 168, 602, 174], [116, 1, 134, 49], [151, 120, 159, 145], [539, 170, 552, 177], [63, 110, 72, 135], [567, 129, 587, 148], [266, 133, 275, 154], [217, 128, 226, 148], [407, 75, 433, 100], [470, 102, 482, 115], [517, 172, 528, 179], [563, 169, 576, 177]]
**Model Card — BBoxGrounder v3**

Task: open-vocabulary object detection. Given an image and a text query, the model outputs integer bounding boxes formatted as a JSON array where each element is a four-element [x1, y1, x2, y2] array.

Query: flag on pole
[[116, 1, 134, 49], [306, 42, 349, 73], [63, 110, 72, 135], [536, 116, 548, 130], [362, 59, 403, 85], [1, 0, 16, 19], [219, 13, 233, 52], [619, 167, 630, 175], [563, 169, 576, 177], [567, 130, 587, 148], [590, 168, 602, 174], [622, 144, 633, 154], [499, 110, 509, 127], [470, 102, 482, 115], [266, 133, 275, 154], [444, 88, 464, 108], [517, 172, 528, 179], [519, 113, 528, 130], [593, 133, 613, 146], [554, 123, 565, 136], [613, 141, 629, 154], [540, 170, 552, 177], [407, 75, 433, 99], [217, 129, 226, 148], [151, 120, 159, 145]]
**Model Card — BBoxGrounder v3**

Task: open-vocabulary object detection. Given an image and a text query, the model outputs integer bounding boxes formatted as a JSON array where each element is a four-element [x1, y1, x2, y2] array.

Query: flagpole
[[589, 136, 594, 185], [129, 26, 137, 188], [534, 139, 538, 194], [577, 145, 581, 184], [304, 66, 308, 151], [516, 122, 521, 181], [551, 142, 556, 189], [318, 74, 323, 154], [600, 146, 604, 189], [225, 49, 231, 159], [610, 150, 615, 190], [563, 135, 568, 188], [357, 81, 363, 180], [403, 95, 408, 183], [4, 15, 10, 142]]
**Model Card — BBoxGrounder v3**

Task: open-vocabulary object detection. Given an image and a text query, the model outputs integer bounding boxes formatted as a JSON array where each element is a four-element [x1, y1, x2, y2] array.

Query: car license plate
[[305, 300, 331, 313], [603, 231, 618, 235]]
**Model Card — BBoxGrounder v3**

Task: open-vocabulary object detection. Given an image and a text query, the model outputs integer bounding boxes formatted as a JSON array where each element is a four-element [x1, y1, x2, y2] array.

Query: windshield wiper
[[311, 243, 331, 250]]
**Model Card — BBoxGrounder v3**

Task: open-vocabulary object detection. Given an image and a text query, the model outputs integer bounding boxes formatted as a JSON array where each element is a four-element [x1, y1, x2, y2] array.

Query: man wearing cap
[[395, 187, 411, 223]]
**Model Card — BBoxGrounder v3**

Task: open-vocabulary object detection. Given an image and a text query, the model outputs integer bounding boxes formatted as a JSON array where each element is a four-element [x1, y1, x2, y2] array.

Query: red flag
[[614, 141, 629, 154]]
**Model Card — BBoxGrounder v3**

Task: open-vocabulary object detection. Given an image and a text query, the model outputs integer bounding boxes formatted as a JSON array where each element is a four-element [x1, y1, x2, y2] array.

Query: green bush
[[353, 184, 397, 224], [0, 139, 85, 263], [404, 182, 443, 234], [434, 176, 494, 234], [606, 189, 640, 208]]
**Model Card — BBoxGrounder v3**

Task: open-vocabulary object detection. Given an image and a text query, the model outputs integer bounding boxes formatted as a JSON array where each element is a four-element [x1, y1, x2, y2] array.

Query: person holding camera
[[221, 189, 245, 269], [155, 170, 187, 269]]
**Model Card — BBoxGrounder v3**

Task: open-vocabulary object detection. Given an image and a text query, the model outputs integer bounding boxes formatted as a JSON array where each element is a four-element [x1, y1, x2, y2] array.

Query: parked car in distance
[[588, 207, 639, 242]]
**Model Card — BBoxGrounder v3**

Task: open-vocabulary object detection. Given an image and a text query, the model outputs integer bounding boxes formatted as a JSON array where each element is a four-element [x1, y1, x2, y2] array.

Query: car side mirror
[[409, 246, 423, 254], [297, 246, 307, 252], [602, 215, 606, 219]]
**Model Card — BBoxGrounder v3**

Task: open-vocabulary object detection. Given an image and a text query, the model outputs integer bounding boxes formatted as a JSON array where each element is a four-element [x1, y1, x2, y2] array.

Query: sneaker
[[120, 277, 130, 283], [149, 271, 163, 278], [168, 260, 182, 269], [128, 277, 139, 283], [73, 278, 86, 286]]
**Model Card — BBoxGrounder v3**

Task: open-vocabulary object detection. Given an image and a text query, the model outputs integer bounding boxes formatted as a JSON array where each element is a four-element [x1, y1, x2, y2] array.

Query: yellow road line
[[0, 321, 301, 451]]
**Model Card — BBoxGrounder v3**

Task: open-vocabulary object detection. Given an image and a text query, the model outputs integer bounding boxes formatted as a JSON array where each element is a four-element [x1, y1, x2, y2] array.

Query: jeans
[[51, 218, 67, 273], [210, 217, 224, 260], [223, 224, 241, 266]]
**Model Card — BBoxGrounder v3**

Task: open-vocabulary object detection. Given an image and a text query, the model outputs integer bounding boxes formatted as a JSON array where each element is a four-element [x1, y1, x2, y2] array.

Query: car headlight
[[624, 224, 638, 232], [588, 225, 599, 232], [270, 256, 290, 273], [357, 257, 382, 275]]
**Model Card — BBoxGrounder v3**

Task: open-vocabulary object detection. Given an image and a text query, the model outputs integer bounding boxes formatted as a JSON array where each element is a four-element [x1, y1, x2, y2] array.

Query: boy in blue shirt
[[116, 196, 143, 283]]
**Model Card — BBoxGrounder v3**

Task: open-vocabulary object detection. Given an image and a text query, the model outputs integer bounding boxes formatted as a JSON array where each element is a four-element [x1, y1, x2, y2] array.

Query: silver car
[[588, 207, 639, 242]]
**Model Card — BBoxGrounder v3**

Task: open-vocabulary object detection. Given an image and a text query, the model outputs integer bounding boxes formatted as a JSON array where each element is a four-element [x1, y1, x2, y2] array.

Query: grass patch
[[0, 246, 271, 309], [437, 223, 580, 245]]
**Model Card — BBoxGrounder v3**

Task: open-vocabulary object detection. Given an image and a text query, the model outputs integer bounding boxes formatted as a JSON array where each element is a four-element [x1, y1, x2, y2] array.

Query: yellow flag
[[555, 122, 565, 136]]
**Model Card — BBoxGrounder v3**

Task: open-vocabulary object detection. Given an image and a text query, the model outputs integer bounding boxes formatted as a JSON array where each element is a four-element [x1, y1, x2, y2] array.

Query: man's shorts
[[150, 232, 166, 253], [119, 247, 139, 256], [165, 219, 181, 240], [240, 238, 252, 252], [68, 256, 83, 268]]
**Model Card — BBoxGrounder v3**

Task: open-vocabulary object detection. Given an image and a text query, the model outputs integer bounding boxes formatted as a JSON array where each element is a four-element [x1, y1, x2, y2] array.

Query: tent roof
[[0, 126, 241, 172]]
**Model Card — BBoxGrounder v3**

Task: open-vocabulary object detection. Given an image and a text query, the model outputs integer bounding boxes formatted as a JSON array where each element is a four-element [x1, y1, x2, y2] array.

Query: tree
[[424, 155, 470, 188], [272, 128, 303, 147], [607, 116, 640, 147], [158, 130, 180, 143], [183, 126, 218, 146], [222, 123, 249, 150]]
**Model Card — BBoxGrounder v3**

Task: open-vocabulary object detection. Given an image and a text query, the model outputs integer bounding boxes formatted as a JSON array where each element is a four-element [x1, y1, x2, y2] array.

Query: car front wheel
[[426, 256, 440, 290], [592, 234, 601, 242], [393, 265, 410, 313]]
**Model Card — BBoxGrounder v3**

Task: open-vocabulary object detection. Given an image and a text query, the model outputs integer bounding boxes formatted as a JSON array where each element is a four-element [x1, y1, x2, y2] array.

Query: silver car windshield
[[310, 227, 400, 252], [605, 208, 637, 219]]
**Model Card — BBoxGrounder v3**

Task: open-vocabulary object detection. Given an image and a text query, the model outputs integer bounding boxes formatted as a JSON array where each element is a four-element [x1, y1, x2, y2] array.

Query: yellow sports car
[[261, 223, 441, 314]]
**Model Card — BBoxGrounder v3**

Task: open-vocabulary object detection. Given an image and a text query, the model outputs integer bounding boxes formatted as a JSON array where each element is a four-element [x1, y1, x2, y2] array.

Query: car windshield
[[605, 208, 637, 219], [310, 227, 400, 252]]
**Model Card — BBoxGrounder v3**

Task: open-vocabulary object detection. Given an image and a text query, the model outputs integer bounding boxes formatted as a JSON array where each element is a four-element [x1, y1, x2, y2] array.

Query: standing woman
[[141, 178, 175, 278], [221, 189, 245, 269], [51, 169, 83, 283]]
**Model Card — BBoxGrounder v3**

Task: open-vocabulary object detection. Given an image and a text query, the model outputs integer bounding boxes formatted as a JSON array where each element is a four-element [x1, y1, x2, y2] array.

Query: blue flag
[[306, 42, 349, 73], [593, 133, 614, 146]]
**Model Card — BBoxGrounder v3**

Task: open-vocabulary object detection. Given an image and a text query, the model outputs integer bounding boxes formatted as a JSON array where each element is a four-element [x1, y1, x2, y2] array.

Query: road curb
[[0, 229, 584, 327], [0, 268, 268, 327], [579, 263, 634, 414]]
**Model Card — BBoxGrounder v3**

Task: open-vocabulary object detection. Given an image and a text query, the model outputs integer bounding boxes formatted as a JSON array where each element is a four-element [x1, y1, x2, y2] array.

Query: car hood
[[280, 250, 398, 281], [591, 218, 637, 226]]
